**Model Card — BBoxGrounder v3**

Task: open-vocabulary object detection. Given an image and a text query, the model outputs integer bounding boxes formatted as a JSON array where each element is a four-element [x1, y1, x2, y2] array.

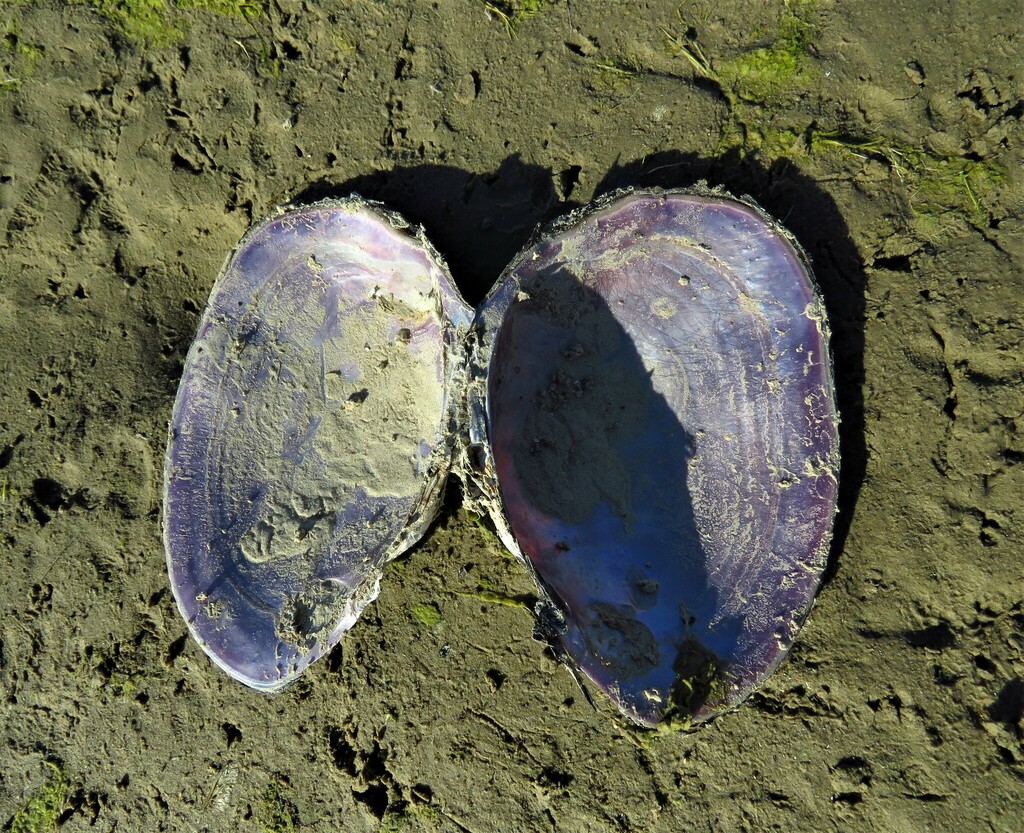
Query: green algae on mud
[[479, 0, 549, 38], [71, 0, 261, 45], [256, 780, 301, 833], [808, 130, 1007, 228], [1, 10, 43, 90], [411, 602, 443, 627], [3, 0, 268, 80], [663, 0, 820, 104], [653, 2, 1009, 242], [8, 762, 67, 833]]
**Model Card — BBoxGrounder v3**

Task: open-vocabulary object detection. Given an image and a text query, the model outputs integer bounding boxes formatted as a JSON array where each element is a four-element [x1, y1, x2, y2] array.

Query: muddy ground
[[1, 1, 1022, 831]]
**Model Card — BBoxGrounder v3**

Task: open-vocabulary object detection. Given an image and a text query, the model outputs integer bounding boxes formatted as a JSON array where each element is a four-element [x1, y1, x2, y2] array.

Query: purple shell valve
[[164, 199, 471, 691], [474, 188, 839, 726]]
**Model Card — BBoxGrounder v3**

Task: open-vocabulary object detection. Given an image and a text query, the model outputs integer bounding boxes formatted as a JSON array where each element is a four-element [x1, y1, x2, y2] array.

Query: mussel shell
[[164, 199, 471, 691], [475, 187, 839, 727], [165, 187, 839, 728]]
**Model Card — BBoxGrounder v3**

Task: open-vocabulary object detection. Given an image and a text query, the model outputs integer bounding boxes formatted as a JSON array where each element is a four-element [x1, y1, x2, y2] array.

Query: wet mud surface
[[1, 1, 1022, 831]]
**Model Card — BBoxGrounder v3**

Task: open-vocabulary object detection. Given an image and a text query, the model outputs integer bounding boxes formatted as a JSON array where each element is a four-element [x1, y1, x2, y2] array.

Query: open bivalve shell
[[164, 188, 840, 728], [164, 199, 473, 692]]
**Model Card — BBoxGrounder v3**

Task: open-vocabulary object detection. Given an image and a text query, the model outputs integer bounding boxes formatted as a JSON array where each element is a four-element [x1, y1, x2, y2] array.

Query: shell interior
[[474, 190, 839, 726], [164, 188, 839, 726], [164, 199, 471, 692]]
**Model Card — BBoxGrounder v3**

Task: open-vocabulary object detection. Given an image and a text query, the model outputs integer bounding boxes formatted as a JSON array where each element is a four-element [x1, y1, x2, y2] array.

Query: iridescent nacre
[[165, 187, 839, 728], [473, 189, 839, 726], [164, 199, 470, 691]]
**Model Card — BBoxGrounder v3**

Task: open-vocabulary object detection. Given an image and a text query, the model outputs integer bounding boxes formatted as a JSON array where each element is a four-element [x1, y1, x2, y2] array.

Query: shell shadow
[[593, 152, 867, 585], [292, 151, 863, 697], [487, 263, 740, 724], [293, 155, 561, 305]]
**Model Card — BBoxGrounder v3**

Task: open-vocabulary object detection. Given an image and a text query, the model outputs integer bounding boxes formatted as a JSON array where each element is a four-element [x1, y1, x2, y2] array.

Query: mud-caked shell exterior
[[163, 198, 471, 692], [469, 187, 840, 727]]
